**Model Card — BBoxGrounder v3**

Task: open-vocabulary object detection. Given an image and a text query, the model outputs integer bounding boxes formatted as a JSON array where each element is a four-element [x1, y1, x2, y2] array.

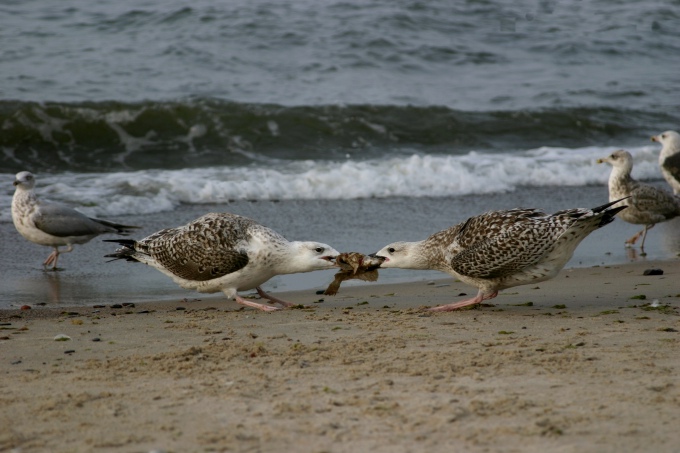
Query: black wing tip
[[92, 218, 141, 234], [103, 238, 136, 246], [104, 251, 140, 263], [592, 197, 630, 213], [103, 239, 139, 262], [598, 204, 628, 227], [116, 225, 141, 235]]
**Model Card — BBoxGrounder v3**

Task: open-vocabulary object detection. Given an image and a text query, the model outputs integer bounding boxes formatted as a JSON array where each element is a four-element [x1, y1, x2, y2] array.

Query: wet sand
[[1, 259, 679, 453]]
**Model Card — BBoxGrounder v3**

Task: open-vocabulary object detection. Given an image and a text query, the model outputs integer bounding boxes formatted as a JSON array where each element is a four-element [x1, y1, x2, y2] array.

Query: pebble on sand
[[643, 268, 664, 276]]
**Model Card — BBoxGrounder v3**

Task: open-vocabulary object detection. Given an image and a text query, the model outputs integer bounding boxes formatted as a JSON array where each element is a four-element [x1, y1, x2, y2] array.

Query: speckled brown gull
[[597, 149, 680, 251], [373, 199, 626, 312], [11, 171, 139, 270], [652, 130, 680, 195], [105, 212, 339, 312]]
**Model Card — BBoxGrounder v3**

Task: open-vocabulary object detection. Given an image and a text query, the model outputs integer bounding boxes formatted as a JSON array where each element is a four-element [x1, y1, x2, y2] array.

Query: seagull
[[105, 212, 339, 312], [597, 149, 680, 250], [11, 171, 139, 270], [372, 199, 627, 312], [651, 130, 680, 195]]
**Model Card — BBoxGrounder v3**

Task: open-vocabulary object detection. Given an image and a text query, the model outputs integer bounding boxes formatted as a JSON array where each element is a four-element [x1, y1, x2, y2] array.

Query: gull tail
[[103, 239, 140, 262], [93, 219, 140, 235], [592, 197, 629, 228]]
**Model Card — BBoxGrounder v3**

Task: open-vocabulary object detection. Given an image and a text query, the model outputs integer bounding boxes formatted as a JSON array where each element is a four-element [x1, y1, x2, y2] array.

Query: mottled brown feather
[[448, 209, 586, 279], [133, 213, 267, 281]]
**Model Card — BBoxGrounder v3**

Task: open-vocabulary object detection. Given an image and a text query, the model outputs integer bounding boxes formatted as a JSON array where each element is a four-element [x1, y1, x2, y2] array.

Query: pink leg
[[235, 294, 281, 312], [625, 229, 644, 247], [639, 224, 653, 251], [43, 249, 59, 269], [256, 287, 298, 308], [43, 245, 74, 270], [428, 290, 498, 312]]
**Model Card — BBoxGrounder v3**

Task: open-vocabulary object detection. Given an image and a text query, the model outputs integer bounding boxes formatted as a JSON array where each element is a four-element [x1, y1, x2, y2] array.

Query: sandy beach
[[1, 259, 679, 453], [3, 2, 680, 452]]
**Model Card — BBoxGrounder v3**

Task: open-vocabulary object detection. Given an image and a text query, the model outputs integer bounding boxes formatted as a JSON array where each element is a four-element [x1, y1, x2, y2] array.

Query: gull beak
[[368, 253, 388, 263], [596, 158, 605, 164], [371, 255, 386, 266], [323, 255, 340, 267], [651, 136, 658, 142], [13, 180, 20, 186]]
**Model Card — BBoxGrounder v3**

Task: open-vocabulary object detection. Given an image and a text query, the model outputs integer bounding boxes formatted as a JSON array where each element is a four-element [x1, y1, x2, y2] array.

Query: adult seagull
[[12, 171, 139, 270]]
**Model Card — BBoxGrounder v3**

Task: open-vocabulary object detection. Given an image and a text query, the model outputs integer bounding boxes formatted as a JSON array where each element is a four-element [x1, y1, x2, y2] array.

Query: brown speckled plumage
[[598, 149, 680, 250], [106, 212, 339, 312], [133, 214, 263, 281], [375, 200, 626, 311]]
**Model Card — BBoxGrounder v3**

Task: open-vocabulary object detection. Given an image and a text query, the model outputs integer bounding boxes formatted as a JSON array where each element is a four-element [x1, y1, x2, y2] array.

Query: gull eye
[[388, 247, 396, 253], [315, 246, 324, 253], [662, 134, 666, 139]]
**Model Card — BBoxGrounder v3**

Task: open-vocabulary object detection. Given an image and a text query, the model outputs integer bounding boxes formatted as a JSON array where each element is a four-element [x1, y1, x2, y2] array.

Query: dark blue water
[[3, 1, 678, 109]]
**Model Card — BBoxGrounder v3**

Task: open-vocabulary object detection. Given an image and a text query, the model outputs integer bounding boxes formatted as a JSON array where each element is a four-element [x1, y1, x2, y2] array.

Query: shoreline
[[4, 186, 680, 310], [0, 259, 680, 314], [2, 259, 679, 318], [2, 259, 679, 452]]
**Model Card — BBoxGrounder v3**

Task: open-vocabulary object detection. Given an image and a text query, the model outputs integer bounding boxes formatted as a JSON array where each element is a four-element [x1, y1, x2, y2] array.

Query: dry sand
[[1, 259, 679, 453]]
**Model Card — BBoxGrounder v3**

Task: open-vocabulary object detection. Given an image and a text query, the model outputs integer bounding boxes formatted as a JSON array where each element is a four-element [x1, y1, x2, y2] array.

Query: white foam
[[0, 145, 663, 220]]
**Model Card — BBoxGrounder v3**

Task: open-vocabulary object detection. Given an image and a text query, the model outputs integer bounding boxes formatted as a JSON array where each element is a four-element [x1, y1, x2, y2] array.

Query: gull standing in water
[[597, 149, 680, 251], [373, 199, 627, 311], [11, 171, 139, 270]]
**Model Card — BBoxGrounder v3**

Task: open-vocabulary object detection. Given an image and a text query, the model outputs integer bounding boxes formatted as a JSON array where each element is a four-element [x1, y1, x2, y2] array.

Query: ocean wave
[[1, 99, 675, 174], [0, 145, 663, 221]]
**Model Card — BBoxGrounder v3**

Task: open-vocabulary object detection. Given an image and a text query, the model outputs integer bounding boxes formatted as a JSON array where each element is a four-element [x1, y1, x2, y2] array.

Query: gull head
[[596, 149, 633, 172], [13, 171, 36, 190], [371, 241, 426, 270], [292, 242, 340, 271], [651, 130, 680, 151]]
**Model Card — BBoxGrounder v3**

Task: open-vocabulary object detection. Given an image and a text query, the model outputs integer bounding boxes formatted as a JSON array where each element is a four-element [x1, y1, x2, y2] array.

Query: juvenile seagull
[[11, 171, 139, 270], [105, 212, 339, 312], [651, 130, 680, 195], [373, 200, 626, 311], [597, 149, 680, 250]]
